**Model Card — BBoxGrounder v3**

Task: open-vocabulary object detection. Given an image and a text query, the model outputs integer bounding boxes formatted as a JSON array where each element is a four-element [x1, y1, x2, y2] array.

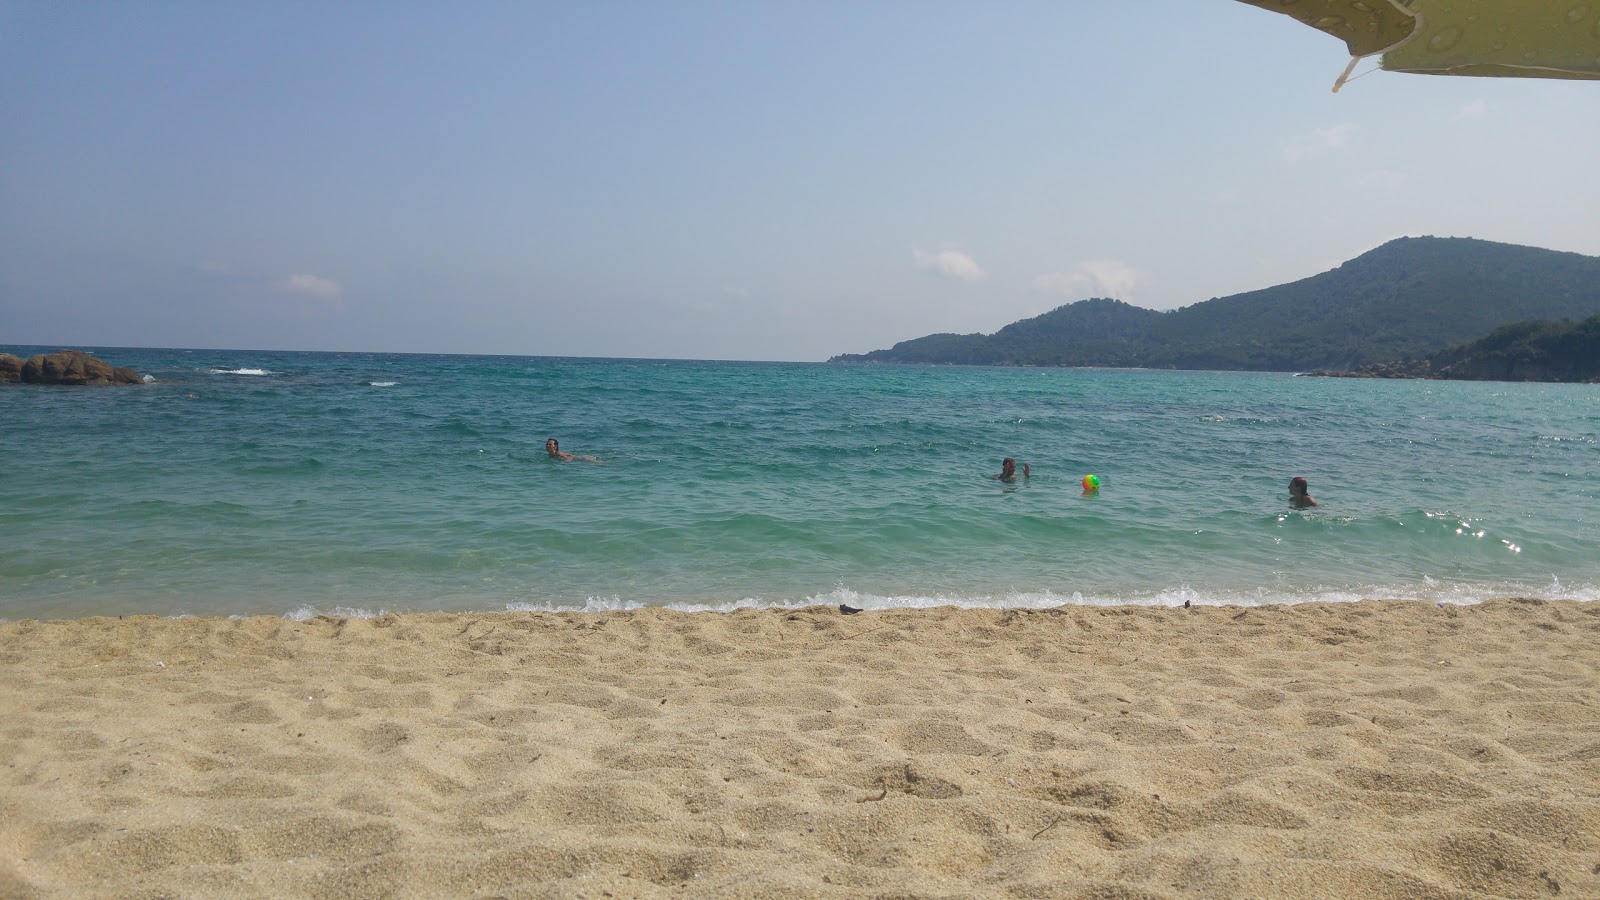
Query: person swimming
[[1289, 476, 1318, 508], [545, 438, 599, 463], [995, 457, 1030, 482]]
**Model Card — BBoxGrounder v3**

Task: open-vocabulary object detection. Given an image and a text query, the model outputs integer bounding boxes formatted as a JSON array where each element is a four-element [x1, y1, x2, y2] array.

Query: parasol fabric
[[1236, 0, 1600, 89]]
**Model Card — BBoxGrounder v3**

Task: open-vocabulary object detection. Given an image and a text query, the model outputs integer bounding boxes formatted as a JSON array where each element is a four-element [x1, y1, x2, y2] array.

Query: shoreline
[[4, 599, 1598, 897], [9, 582, 1600, 625]]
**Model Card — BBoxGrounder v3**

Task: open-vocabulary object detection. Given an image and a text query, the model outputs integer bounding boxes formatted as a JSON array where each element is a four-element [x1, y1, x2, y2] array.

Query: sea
[[3, 346, 1597, 621]]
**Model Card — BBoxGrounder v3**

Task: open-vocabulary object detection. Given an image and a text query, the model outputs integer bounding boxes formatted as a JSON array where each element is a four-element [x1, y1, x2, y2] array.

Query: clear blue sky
[[3, 1, 1596, 360]]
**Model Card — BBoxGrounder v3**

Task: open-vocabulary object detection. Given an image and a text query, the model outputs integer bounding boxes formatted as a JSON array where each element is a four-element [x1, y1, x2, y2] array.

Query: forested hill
[[1308, 314, 1600, 383], [830, 237, 1600, 371]]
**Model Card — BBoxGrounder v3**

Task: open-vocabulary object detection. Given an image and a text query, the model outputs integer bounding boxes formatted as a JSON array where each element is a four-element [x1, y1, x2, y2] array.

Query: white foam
[[503, 595, 816, 614], [208, 368, 274, 376], [799, 581, 1600, 611], [499, 579, 1599, 615], [369, 381, 398, 387], [142, 374, 157, 383], [285, 604, 391, 621], [241, 578, 1600, 622]]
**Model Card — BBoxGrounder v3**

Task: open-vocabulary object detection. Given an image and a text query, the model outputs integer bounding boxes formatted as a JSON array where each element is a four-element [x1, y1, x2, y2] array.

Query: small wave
[[500, 580, 1599, 615], [505, 595, 815, 614], [142, 374, 157, 384], [1197, 414, 1281, 426], [285, 605, 392, 621], [369, 381, 398, 387], [209, 368, 275, 376], [804, 582, 1600, 610], [231, 457, 325, 476], [433, 419, 480, 436]]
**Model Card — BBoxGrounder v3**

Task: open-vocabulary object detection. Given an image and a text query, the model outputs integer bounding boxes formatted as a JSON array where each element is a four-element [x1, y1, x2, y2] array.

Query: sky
[[2, 2, 1597, 361]]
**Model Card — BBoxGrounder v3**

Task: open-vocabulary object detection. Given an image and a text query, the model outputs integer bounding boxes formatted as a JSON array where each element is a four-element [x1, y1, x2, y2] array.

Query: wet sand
[[2, 599, 1598, 898]]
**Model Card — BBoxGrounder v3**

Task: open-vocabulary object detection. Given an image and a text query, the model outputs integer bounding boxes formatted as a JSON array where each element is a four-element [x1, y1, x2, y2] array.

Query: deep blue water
[[3, 346, 1596, 619]]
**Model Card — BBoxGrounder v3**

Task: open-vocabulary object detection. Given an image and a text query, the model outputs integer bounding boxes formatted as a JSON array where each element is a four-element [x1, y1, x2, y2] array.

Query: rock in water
[[0, 353, 22, 383], [18, 350, 144, 386]]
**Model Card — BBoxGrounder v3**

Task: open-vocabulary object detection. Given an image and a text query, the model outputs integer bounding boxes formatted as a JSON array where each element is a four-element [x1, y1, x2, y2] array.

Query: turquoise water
[[3, 346, 1597, 620]]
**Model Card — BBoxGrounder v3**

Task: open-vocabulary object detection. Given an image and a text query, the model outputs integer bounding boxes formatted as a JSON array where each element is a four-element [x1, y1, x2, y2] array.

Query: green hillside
[[831, 237, 1600, 371], [1313, 314, 1600, 383], [864, 298, 1162, 366]]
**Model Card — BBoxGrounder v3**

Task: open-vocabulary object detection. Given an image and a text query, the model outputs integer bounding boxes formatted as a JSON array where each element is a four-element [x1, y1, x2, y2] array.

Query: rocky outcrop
[[0, 354, 22, 383], [16, 350, 144, 386]]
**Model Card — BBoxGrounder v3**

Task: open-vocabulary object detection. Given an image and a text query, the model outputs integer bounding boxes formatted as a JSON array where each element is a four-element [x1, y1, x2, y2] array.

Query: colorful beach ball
[[1082, 474, 1101, 490]]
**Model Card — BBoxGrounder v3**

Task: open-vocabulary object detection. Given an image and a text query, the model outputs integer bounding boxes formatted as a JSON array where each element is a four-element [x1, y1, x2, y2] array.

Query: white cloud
[[913, 247, 985, 282], [1281, 122, 1353, 163], [1456, 99, 1489, 119], [278, 273, 344, 306], [195, 263, 345, 310], [1029, 259, 1142, 300]]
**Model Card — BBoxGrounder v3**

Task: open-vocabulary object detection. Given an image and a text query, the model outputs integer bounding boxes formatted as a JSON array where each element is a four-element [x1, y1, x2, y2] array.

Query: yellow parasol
[[1234, 0, 1600, 90]]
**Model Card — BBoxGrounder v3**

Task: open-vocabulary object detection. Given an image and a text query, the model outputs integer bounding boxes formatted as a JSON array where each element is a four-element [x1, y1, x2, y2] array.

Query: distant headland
[[1303, 314, 1600, 383], [830, 237, 1600, 377]]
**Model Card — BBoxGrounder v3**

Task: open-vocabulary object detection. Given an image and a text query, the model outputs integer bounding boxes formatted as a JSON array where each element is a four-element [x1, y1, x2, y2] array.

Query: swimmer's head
[[546, 438, 560, 454], [1290, 476, 1309, 495], [1001, 457, 1016, 473]]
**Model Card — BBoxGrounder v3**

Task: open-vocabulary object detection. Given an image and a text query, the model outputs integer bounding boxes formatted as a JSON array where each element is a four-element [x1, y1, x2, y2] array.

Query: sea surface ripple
[[2, 347, 1596, 619]]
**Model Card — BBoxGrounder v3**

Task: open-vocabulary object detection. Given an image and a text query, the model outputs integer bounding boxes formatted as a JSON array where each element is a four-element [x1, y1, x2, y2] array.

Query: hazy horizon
[[10, 233, 1592, 364], [4, 3, 1597, 361]]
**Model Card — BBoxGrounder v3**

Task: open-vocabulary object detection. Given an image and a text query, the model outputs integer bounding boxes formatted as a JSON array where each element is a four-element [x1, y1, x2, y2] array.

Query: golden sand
[[2, 599, 1597, 898]]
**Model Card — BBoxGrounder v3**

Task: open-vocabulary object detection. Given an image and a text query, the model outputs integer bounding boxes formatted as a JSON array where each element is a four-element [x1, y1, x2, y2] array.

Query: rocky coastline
[[0, 349, 144, 385]]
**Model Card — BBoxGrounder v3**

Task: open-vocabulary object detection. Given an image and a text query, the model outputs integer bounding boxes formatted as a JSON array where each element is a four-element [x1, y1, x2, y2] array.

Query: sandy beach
[[2, 599, 1597, 898]]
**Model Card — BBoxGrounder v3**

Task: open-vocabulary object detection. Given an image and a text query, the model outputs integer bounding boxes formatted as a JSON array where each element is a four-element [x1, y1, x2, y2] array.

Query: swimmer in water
[[995, 457, 1031, 482], [545, 438, 599, 463], [1289, 476, 1318, 508]]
